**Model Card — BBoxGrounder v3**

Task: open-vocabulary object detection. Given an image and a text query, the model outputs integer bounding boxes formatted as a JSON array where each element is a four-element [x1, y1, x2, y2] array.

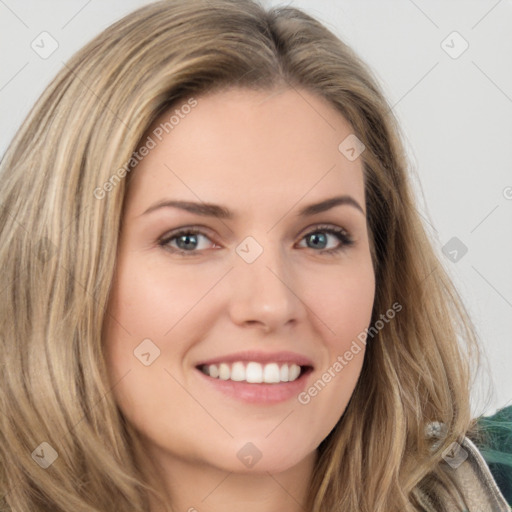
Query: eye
[[158, 227, 217, 256], [297, 225, 354, 254], [158, 224, 354, 257]]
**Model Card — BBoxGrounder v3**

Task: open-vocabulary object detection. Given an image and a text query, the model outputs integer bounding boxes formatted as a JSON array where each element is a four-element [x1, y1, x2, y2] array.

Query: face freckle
[[103, 86, 376, 479]]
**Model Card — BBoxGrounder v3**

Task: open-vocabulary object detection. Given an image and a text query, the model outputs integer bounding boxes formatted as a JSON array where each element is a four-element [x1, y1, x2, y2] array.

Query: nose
[[227, 240, 306, 332]]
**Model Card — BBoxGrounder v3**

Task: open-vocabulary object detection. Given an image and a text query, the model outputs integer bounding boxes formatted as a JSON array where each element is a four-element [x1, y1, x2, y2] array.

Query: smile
[[198, 361, 304, 384]]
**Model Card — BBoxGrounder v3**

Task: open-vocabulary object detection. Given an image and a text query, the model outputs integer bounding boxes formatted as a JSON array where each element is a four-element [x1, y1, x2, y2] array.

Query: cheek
[[309, 258, 376, 349], [102, 269, 187, 441], [106, 252, 210, 342], [296, 258, 375, 420], [102, 251, 224, 427]]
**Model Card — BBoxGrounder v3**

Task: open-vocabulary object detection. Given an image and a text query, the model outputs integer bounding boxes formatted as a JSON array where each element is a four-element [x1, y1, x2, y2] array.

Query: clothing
[[445, 436, 510, 511], [417, 431, 511, 511], [475, 405, 512, 503]]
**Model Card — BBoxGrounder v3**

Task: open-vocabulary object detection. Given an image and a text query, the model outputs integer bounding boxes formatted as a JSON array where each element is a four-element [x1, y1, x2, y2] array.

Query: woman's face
[[103, 87, 375, 475]]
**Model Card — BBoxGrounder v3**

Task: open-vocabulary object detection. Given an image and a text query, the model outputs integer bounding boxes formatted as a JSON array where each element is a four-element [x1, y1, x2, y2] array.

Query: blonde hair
[[0, 0, 482, 510]]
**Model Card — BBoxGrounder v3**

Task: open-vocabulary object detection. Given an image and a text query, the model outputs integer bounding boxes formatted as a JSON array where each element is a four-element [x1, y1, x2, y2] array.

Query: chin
[[208, 439, 314, 475]]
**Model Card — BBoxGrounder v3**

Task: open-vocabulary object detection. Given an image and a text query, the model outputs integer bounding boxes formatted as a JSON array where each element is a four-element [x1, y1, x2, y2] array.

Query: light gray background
[[1, 0, 511, 416]]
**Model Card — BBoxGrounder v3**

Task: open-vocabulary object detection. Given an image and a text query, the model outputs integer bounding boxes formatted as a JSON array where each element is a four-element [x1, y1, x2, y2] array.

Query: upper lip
[[195, 350, 314, 368]]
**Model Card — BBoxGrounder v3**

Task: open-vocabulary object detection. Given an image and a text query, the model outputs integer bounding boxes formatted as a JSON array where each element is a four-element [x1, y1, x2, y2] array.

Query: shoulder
[[439, 434, 510, 511]]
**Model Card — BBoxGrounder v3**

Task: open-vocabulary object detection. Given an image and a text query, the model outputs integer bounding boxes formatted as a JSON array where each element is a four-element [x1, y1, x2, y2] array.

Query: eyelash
[[158, 224, 354, 257]]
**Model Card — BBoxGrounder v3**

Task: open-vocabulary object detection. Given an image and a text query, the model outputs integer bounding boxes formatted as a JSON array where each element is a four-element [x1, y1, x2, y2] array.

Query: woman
[[0, 0, 509, 510]]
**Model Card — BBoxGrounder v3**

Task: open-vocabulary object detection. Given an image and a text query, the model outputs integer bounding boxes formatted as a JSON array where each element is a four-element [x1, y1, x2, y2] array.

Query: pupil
[[309, 233, 327, 249], [178, 234, 197, 250]]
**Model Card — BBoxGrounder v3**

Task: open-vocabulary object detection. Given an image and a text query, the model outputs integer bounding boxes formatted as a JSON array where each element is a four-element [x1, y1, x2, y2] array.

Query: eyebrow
[[141, 195, 365, 218]]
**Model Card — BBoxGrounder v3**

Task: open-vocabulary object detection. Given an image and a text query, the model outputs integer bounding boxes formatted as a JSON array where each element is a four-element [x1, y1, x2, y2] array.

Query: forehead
[[125, 87, 366, 217]]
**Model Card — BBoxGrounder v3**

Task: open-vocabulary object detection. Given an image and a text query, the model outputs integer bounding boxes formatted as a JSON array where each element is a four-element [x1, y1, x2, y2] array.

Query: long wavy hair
[[0, 0, 484, 510]]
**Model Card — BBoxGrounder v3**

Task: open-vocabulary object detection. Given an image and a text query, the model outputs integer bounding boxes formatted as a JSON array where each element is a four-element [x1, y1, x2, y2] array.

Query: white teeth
[[246, 362, 263, 383], [219, 363, 230, 380], [200, 361, 303, 384], [231, 362, 245, 381], [289, 364, 301, 381], [209, 364, 219, 378], [263, 363, 280, 383]]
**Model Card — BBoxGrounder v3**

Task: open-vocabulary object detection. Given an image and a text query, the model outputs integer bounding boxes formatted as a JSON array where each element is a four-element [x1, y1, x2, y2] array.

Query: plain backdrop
[[1, 0, 511, 416]]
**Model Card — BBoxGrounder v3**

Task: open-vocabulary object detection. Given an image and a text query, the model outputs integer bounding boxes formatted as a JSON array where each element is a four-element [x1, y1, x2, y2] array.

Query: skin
[[103, 86, 376, 512]]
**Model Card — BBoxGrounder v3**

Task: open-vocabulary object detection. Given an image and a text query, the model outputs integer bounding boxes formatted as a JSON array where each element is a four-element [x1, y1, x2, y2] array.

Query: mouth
[[194, 356, 314, 404], [196, 361, 313, 384]]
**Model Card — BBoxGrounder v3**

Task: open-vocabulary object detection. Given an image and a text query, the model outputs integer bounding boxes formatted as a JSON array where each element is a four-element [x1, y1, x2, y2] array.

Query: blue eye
[[159, 229, 214, 255], [298, 225, 354, 254], [158, 225, 354, 256]]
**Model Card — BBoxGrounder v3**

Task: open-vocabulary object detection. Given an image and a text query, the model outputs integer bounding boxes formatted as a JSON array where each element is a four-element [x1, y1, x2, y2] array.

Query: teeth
[[219, 363, 230, 380], [200, 362, 303, 384], [289, 364, 301, 381], [263, 363, 280, 383], [209, 364, 219, 378], [231, 362, 245, 381], [246, 362, 263, 383]]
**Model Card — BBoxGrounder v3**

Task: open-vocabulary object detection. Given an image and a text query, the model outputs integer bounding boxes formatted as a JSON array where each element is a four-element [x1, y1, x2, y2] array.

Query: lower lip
[[195, 368, 312, 404]]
